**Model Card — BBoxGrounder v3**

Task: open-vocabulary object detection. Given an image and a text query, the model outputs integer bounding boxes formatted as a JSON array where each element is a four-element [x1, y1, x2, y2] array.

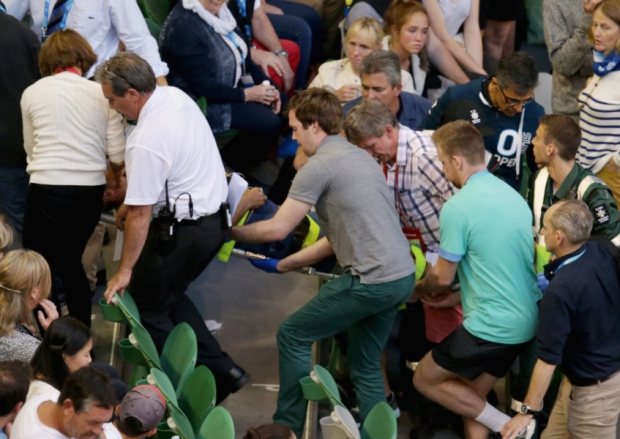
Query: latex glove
[[537, 273, 549, 293], [250, 258, 282, 273]]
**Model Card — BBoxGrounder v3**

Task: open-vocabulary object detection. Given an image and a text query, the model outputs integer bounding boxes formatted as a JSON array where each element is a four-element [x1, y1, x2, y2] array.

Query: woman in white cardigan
[[577, 0, 620, 205], [21, 30, 125, 329], [310, 17, 416, 102]]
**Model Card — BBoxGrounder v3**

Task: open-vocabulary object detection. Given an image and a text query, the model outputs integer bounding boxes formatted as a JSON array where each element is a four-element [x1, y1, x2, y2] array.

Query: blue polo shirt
[[439, 170, 540, 344]]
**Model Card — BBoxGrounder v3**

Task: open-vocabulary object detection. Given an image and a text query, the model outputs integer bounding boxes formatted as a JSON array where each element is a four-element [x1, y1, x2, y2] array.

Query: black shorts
[[432, 325, 531, 381], [487, 0, 521, 22]]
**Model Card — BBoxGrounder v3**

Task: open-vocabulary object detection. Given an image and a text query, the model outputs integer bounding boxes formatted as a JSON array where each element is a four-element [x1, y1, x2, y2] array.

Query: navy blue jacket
[[343, 91, 432, 131], [420, 78, 545, 191], [539, 241, 620, 382], [160, 3, 270, 132]]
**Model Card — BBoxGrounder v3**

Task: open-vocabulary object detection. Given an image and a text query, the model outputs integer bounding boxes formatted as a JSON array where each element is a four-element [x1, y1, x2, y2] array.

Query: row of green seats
[[100, 291, 234, 439]]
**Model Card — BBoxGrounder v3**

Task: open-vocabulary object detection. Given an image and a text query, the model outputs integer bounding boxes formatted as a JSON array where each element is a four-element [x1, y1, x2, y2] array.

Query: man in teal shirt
[[412, 120, 540, 439]]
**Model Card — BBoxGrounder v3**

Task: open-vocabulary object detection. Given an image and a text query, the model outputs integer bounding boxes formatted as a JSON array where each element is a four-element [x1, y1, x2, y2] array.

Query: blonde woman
[[0, 218, 12, 259], [310, 17, 415, 102], [0, 250, 58, 363]]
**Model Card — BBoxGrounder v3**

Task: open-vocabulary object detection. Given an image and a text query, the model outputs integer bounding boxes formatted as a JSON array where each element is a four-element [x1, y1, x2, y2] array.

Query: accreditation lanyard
[[554, 250, 586, 274], [225, 32, 247, 75], [42, 0, 75, 37], [234, 0, 252, 39]]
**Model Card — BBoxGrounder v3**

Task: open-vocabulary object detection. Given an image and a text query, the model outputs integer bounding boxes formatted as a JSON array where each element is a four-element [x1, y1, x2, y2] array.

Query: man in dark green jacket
[[529, 114, 620, 255]]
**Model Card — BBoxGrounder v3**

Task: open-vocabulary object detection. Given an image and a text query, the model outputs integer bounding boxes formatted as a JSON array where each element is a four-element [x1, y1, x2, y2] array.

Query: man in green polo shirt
[[529, 114, 620, 258]]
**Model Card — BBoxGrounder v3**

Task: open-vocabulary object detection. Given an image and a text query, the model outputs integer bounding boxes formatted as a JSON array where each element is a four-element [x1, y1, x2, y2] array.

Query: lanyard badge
[[41, 0, 75, 43]]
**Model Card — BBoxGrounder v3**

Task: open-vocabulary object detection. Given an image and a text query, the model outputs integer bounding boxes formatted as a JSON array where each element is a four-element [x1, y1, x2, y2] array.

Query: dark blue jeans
[[0, 165, 29, 241], [268, 0, 321, 89]]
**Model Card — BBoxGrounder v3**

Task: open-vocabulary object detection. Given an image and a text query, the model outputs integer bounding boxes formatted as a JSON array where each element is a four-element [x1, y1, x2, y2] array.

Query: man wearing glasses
[[420, 52, 545, 193]]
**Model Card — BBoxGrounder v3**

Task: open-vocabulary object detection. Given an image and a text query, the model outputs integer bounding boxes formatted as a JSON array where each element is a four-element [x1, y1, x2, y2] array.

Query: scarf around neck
[[182, 0, 248, 85], [593, 49, 620, 76]]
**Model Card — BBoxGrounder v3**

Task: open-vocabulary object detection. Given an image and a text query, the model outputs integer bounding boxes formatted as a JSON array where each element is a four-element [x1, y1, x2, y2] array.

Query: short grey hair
[[344, 98, 397, 145], [94, 52, 156, 96], [358, 50, 402, 88], [547, 200, 593, 245]]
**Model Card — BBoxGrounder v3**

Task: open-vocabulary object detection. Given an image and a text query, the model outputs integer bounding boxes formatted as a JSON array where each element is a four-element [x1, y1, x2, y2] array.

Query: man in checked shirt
[[344, 98, 462, 432]]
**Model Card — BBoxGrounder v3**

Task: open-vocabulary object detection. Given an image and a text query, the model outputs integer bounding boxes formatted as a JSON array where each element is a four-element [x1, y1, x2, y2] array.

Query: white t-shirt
[[124, 86, 228, 220], [26, 380, 61, 402], [10, 395, 68, 439], [437, 0, 471, 38]]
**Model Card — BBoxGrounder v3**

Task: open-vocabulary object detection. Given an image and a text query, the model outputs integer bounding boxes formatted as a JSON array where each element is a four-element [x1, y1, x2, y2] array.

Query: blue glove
[[537, 273, 549, 293], [250, 258, 282, 274]]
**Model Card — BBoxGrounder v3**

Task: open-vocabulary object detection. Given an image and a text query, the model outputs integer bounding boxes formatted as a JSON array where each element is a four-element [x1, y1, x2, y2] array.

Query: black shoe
[[228, 365, 250, 393]]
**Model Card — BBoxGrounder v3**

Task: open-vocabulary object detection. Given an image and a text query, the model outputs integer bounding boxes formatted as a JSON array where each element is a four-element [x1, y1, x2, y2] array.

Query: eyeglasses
[[497, 83, 533, 107]]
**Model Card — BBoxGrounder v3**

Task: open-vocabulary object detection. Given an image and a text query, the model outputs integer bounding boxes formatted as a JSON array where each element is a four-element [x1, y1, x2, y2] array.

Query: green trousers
[[273, 272, 415, 436]]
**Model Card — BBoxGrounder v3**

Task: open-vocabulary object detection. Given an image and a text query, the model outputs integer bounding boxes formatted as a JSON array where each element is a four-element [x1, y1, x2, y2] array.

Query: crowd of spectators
[[1, 0, 620, 438]]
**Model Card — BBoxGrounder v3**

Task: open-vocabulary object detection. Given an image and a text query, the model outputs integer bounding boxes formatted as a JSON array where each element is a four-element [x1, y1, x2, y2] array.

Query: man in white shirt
[[11, 366, 116, 439], [99, 52, 249, 403], [5, 0, 168, 82]]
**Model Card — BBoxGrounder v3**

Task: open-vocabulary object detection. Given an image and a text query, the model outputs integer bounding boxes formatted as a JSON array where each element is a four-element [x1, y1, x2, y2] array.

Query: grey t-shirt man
[[289, 135, 414, 283]]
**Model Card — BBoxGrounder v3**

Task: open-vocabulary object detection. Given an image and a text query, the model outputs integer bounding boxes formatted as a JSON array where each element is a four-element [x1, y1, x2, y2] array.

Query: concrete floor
[[90, 223, 620, 439], [91, 223, 466, 438]]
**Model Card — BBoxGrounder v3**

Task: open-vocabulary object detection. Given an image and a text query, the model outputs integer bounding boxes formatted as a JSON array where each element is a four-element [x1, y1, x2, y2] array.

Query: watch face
[[520, 405, 528, 414]]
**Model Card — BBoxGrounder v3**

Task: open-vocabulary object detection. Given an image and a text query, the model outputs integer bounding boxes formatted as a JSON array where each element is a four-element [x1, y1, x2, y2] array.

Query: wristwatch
[[519, 403, 541, 416], [274, 49, 289, 58]]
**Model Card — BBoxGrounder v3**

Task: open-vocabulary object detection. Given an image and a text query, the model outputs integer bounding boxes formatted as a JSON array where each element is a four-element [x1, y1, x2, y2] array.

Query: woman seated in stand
[[577, 0, 620, 206], [27, 316, 92, 401], [28, 315, 127, 402], [382, 0, 431, 97], [160, 0, 285, 173], [0, 250, 57, 363], [310, 17, 416, 102], [422, 0, 486, 83], [0, 219, 12, 259]]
